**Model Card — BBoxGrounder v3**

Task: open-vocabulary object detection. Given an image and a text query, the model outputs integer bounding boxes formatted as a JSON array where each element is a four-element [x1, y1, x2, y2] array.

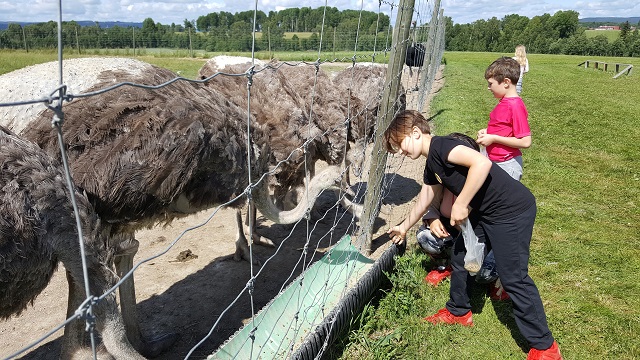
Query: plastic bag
[[460, 218, 484, 275]]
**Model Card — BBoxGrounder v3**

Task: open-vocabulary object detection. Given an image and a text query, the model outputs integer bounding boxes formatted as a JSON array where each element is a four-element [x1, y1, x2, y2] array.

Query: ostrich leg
[[61, 270, 92, 359], [63, 264, 146, 359], [114, 238, 178, 358], [246, 203, 275, 247]]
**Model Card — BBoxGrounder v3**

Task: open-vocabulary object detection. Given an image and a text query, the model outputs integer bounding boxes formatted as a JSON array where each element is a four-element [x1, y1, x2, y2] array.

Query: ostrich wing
[[22, 65, 268, 229]]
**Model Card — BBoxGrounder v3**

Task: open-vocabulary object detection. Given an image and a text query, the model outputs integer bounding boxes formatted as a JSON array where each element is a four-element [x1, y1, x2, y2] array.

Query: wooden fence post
[[416, 0, 441, 110], [355, 0, 415, 255]]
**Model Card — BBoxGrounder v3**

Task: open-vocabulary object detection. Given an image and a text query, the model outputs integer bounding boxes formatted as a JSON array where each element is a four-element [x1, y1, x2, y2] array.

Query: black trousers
[[445, 203, 554, 349]]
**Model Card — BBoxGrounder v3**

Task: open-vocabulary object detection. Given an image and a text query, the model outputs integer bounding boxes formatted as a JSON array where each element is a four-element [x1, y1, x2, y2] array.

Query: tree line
[[445, 11, 640, 57], [1, 7, 639, 57], [0, 7, 391, 53]]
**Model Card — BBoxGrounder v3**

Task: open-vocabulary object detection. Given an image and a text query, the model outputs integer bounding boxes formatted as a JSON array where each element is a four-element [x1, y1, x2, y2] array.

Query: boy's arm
[[446, 145, 492, 226], [477, 133, 531, 149], [388, 184, 441, 245], [423, 186, 443, 221]]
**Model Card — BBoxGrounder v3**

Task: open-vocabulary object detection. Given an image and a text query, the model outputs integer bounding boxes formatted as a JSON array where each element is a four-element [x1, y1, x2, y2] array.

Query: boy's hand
[[477, 128, 487, 137], [476, 131, 494, 147], [428, 218, 450, 239], [449, 203, 470, 227], [387, 225, 407, 245]]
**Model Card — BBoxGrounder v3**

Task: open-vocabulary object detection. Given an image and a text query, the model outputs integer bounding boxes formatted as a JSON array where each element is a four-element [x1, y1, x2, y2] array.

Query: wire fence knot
[[245, 66, 255, 88], [72, 295, 99, 332], [46, 84, 68, 127], [246, 277, 255, 295]]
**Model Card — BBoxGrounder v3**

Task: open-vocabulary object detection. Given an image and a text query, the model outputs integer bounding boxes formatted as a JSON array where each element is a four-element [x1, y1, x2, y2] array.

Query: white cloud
[[0, 0, 637, 25]]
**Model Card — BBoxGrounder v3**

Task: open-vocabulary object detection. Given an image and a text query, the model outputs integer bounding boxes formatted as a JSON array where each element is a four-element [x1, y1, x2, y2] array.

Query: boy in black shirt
[[384, 110, 561, 360]]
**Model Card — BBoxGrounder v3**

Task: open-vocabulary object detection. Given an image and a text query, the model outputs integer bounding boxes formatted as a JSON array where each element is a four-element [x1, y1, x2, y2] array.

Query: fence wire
[[0, 0, 446, 359]]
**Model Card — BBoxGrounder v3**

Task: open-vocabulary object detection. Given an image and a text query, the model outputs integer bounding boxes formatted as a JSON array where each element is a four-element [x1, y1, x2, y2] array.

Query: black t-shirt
[[424, 136, 535, 221]]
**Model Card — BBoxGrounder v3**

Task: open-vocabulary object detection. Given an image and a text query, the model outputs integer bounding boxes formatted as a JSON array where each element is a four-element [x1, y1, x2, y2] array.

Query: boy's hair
[[485, 57, 520, 85], [384, 110, 431, 153], [448, 132, 480, 151]]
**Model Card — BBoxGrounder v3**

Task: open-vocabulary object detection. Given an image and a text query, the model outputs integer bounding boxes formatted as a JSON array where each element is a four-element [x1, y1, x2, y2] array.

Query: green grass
[[330, 52, 640, 359], [584, 29, 620, 42], [255, 31, 314, 39], [0, 49, 209, 79], [3, 48, 638, 359], [0, 49, 386, 79]]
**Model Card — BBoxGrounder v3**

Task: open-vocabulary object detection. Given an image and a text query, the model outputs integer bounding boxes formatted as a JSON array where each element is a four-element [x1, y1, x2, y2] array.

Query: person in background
[[513, 45, 529, 95], [384, 109, 562, 360]]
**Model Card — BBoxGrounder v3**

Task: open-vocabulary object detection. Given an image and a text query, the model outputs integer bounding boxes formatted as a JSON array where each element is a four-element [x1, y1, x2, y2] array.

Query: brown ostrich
[[333, 64, 387, 143], [7, 58, 346, 356], [333, 64, 407, 176], [0, 126, 145, 359], [198, 58, 332, 209]]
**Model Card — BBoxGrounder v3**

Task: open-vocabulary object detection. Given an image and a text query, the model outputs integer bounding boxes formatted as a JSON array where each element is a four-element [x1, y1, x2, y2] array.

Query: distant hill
[[0, 20, 143, 30], [579, 17, 640, 25]]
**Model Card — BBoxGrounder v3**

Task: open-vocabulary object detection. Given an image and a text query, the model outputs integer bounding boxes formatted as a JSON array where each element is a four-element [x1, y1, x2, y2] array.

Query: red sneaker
[[424, 308, 473, 327], [424, 266, 452, 286], [527, 341, 562, 360], [489, 279, 510, 301]]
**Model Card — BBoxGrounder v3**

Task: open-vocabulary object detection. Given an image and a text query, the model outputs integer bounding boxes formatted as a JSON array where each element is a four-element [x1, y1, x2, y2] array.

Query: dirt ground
[[0, 65, 444, 360]]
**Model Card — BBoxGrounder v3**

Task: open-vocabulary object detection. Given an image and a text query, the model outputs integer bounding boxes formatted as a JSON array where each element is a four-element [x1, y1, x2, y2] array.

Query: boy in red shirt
[[477, 57, 531, 181]]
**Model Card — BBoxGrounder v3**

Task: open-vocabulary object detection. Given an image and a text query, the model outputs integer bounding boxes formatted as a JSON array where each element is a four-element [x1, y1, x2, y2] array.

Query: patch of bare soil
[[0, 64, 443, 360]]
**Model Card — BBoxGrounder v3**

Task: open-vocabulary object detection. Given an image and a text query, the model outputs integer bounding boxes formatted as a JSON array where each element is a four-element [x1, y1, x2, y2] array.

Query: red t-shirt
[[486, 97, 530, 162]]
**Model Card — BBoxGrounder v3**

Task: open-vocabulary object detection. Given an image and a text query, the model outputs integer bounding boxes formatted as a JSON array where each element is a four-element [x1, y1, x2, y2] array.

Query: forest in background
[[445, 11, 640, 57], [1, 7, 639, 57], [0, 7, 390, 53]]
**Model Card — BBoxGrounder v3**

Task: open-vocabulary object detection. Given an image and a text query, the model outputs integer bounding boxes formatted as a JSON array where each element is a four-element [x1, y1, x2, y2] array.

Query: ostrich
[[405, 43, 426, 89], [332, 63, 407, 176], [333, 64, 387, 143], [0, 126, 145, 359], [198, 58, 333, 209], [3, 58, 347, 356]]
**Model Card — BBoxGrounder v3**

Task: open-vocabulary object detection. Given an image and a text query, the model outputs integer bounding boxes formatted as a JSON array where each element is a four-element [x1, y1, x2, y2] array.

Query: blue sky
[[0, 0, 638, 25]]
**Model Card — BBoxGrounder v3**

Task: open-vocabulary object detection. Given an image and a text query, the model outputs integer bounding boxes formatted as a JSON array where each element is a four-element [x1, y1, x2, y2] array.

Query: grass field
[[255, 31, 314, 39], [584, 29, 620, 42], [0, 48, 386, 79], [329, 52, 640, 359]]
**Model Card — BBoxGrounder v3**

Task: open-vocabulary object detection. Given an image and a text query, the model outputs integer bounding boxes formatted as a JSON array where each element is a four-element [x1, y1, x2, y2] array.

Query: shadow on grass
[[491, 298, 528, 353]]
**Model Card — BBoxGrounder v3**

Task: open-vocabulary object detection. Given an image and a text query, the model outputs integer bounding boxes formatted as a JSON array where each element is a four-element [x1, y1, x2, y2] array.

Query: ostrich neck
[[252, 165, 343, 224]]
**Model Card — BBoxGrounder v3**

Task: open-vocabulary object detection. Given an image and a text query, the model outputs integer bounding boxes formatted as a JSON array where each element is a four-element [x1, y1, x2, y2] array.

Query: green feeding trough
[[209, 235, 376, 359]]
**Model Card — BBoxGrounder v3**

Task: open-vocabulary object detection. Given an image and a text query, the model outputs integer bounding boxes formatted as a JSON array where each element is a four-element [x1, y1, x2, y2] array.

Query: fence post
[[22, 26, 28, 52], [75, 26, 80, 54], [268, 26, 272, 59], [356, 0, 415, 255], [188, 28, 193, 57], [427, 9, 446, 88], [133, 27, 136, 57], [417, 0, 441, 110]]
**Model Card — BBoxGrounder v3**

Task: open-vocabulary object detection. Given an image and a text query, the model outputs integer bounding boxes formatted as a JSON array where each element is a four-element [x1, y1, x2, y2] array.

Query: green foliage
[[0, 8, 390, 53], [332, 52, 640, 359], [446, 11, 640, 57]]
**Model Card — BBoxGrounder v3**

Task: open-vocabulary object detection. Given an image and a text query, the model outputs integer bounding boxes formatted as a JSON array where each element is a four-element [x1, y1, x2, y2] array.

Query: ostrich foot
[[251, 231, 275, 247], [233, 238, 262, 266], [234, 214, 262, 265]]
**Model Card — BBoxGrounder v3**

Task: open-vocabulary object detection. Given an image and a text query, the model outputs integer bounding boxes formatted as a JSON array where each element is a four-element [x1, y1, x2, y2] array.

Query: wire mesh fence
[[0, 0, 445, 359]]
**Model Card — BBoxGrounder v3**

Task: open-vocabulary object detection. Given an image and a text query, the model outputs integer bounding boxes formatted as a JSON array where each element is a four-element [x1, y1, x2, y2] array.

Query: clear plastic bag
[[460, 218, 484, 275]]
